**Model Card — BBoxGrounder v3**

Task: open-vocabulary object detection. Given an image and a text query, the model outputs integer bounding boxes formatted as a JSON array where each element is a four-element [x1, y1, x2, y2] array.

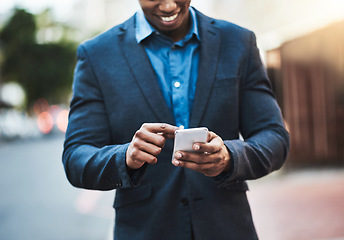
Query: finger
[[127, 158, 145, 169], [138, 123, 179, 146], [130, 146, 158, 165], [135, 128, 166, 147], [172, 159, 216, 177], [132, 137, 162, 157], [175, 151, 217, 164], [207, 131, 218, 141], [142, 123, 178, 135], [193, 134, 223, 154], [163, 132, 176, 139]]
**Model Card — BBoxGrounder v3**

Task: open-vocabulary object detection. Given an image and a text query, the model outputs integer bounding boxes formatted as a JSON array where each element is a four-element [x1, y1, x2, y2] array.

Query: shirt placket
[[169, 44, 189, 129]]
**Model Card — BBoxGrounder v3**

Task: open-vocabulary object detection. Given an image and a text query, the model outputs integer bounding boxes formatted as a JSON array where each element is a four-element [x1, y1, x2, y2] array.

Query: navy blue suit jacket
[[63, 8, 289, 240]]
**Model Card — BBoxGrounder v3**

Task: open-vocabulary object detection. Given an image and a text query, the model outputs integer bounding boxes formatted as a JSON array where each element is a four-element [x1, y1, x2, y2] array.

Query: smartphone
[[172, 127, 208, 159]]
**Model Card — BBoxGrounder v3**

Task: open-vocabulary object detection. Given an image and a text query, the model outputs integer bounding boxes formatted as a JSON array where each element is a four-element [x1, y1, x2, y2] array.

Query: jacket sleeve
[[216, 32, 290, 186], [62, 44, 144, 190]]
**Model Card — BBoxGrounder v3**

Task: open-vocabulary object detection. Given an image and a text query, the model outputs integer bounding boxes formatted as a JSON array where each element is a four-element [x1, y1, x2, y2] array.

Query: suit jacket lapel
[[190, 11, 221, 127], [119, 17, 175, 125]]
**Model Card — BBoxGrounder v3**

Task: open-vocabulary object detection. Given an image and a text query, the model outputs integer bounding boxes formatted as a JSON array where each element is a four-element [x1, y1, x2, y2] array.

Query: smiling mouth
[[160, 13, 178, 22]]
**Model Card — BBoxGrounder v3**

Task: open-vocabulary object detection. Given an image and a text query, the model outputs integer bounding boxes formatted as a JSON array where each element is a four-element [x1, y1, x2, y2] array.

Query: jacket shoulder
[[195, 8, 253, 42]]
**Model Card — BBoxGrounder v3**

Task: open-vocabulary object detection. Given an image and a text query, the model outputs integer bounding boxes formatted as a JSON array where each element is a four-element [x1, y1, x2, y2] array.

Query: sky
[[0, 0, 76, 21]]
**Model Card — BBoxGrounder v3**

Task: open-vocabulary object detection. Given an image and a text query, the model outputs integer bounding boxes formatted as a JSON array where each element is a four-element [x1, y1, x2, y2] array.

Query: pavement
[[247, 168, 344, 240]]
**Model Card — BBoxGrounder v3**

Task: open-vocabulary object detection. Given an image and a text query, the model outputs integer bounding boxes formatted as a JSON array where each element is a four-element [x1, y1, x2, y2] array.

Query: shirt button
[[174, 81, 181, 88], [181, 198, 189, 206]]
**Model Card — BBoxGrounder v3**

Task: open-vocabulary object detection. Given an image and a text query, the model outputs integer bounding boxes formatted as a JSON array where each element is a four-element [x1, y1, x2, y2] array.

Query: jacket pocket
[[113, 183, 152, 209]]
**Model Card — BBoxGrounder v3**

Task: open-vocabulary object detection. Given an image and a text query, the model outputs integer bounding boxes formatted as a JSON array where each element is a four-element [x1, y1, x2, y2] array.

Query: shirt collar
[[135, 7, 199, 43]]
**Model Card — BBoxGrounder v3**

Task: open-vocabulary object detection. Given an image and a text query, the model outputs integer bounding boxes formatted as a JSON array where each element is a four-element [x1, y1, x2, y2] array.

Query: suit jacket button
[[181, 198, 189, 206]]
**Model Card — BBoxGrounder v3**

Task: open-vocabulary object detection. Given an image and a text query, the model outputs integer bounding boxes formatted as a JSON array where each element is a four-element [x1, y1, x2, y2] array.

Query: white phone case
[[172, 127, 208, 159]]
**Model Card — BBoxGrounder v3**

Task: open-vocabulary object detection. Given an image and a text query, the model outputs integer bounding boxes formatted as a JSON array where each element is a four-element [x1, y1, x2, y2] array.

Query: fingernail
[[175, 152, 182, 159], [194, 144, 200, 150], [173, 160, 180, 166]]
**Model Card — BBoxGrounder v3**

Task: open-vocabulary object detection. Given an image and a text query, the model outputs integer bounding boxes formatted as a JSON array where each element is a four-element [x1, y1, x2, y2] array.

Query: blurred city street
[[0, 134, 344, 240], [248, 168, 344, 240], [0, 134, 115, 240]]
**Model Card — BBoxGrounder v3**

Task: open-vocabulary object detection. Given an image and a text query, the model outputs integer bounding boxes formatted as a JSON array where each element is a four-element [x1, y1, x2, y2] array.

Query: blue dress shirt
[[135, 8, 200, 128]]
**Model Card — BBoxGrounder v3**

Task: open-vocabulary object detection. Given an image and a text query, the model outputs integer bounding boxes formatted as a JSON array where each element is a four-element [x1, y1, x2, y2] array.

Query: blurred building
[[267, 20, 344, 165]]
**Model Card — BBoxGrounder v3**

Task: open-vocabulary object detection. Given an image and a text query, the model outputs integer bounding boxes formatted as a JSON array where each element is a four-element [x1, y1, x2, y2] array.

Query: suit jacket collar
[[119, 9, 220, 127]]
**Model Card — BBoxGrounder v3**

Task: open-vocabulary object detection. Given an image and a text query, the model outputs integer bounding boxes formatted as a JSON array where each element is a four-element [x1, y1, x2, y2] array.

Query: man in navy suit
[[63, 0, 289, 239]]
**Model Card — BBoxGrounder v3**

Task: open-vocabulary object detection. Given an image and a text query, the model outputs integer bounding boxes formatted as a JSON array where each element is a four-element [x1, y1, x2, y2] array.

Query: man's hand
[[126, 123, 179, 170], [172, 131, 231, 177]]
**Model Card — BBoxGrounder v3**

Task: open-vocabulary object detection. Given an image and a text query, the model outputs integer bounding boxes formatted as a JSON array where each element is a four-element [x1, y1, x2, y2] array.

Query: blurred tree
[[0, 9, 36, 46], [0, 8, 76, 110]]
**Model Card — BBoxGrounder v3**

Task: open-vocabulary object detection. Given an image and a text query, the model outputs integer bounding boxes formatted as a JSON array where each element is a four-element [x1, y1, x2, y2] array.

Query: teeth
[[161, 13, 178, 22]]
